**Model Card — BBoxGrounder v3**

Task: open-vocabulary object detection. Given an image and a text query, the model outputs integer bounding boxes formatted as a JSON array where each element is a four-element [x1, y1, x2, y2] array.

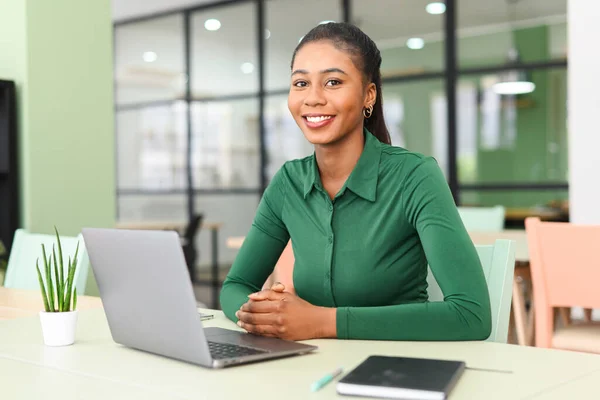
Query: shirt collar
[[303, 128, 382, 202]]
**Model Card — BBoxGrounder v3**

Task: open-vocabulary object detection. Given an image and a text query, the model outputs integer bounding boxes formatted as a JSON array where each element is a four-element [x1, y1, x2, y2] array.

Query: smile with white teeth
[[306, 115, 332, 123]]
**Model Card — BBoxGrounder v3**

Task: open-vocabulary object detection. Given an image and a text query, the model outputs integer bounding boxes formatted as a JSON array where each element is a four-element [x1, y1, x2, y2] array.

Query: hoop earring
[[363, 104, 374, 119]]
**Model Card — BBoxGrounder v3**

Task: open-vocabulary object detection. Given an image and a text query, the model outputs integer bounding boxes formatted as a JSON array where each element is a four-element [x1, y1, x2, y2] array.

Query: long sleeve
[[336, 157, 492, 341], [220, 167, 290, 322]]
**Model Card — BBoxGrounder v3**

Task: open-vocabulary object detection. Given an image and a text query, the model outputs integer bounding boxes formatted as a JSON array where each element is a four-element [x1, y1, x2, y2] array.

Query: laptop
[[81, 228, 317, 368]]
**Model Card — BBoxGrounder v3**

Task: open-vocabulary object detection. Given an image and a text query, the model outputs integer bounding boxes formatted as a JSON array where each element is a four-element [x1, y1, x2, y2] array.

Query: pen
[[310, 367, 344, 392]]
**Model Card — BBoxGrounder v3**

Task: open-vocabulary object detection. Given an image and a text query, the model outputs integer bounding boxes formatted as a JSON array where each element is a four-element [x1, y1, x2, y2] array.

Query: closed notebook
[[336, 355, 465, 400]]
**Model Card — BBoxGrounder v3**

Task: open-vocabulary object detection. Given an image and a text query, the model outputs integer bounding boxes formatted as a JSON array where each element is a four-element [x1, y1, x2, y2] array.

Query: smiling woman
[[220, 22, 492, 342], [288, 24, 390, 149]]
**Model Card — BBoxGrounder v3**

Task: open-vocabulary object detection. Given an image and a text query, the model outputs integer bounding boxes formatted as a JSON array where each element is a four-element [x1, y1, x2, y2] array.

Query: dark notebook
[[336, 355, 465, 400]]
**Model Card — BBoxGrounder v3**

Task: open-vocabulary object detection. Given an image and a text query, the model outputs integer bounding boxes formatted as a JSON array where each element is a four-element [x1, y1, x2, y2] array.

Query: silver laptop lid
[[82, 228, 212, 367]]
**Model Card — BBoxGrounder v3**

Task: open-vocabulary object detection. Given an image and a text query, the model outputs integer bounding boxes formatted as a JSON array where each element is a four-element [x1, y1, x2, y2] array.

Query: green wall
[[0, 0, 115, 237], [476, 26, 567, 208]]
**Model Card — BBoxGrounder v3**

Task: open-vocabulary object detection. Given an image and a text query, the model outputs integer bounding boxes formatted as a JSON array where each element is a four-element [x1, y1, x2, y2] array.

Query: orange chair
[[525, 217, 600, 353]]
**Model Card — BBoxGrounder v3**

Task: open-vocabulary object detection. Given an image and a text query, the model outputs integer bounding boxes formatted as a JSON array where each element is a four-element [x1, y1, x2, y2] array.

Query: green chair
[[426, 239, 516, 343], [458, 205, 505, 232], [4, 229, 90, 295]]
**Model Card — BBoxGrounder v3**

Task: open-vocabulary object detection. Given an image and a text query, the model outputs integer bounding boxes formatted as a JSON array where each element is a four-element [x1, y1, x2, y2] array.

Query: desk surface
[[0, 287, 103, 320], [531, 369, 600, 399], [1, 357, 183, 400], [0, 303, 598, 399], [228, 230, 530, 262]]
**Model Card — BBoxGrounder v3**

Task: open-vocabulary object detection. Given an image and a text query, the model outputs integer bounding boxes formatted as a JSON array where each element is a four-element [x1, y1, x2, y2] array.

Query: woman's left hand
[[235, 286, 336, 341]]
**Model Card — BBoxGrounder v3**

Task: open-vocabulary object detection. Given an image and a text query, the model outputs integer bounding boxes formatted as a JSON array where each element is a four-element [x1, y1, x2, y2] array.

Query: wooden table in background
[[504, 207, 568, 229], [226, 236, 245, 250], [505, 207, 564, 221], [0, 287, 102, 320]]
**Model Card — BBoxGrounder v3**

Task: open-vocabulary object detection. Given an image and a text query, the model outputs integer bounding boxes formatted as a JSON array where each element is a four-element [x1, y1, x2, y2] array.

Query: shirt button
[[328, 204, 333, 211], [328, 235, 333, 243]]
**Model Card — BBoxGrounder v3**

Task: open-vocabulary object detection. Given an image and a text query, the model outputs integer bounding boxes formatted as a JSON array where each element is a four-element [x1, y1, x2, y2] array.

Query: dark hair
[[291, 22, 391, 145]]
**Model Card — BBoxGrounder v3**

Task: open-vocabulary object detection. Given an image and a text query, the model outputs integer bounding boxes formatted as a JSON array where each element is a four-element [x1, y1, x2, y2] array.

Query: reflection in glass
[[191, 3, 258, 97], [115, 15, 185, 105], [117, 102, 188, 190], [118, 194, 187, 221], [457, 69, 568, 184], [353, 0, 444, 75], [191, 100, 260, 189], [458, 0, 566, 67], [382, 80, 447, 175]]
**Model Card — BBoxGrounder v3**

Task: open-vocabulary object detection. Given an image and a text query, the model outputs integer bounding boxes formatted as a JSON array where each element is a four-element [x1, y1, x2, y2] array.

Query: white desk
[[0, 357, 184, 400], [1, 308, 599, 399], [531, 369, 600, 399]]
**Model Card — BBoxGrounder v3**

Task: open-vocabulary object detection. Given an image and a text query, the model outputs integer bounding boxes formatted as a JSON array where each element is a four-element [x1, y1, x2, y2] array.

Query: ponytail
[[364, 67, 390, 144]]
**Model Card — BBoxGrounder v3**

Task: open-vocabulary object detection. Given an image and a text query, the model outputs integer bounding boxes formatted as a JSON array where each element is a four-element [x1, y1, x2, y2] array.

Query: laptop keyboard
[[208, 341, 268, 360]]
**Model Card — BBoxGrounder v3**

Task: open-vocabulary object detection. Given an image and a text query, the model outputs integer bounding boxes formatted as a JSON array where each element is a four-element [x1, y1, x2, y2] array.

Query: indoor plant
[[35, 227, 80, 346]]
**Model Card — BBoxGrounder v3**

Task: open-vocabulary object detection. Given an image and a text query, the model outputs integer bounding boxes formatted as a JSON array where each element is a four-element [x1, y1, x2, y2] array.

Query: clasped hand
[[235, 283, 335, 341]]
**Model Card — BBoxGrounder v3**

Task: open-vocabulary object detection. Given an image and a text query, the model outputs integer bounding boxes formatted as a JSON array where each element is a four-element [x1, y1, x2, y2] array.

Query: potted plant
[[35, 227, 80, 346]]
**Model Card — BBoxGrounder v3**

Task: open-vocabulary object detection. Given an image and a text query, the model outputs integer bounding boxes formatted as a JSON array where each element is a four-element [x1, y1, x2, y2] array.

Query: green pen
[[310, 367, 344, 392]]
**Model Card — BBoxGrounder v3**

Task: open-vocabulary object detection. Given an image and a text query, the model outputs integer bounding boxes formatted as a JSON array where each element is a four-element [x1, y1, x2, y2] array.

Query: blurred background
[[110, 0, 568, 303], [0, 0, 574, 310]]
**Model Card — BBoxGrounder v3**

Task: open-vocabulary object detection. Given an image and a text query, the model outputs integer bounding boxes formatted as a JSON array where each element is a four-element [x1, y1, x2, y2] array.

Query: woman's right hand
[[235, 282, 336, 340]]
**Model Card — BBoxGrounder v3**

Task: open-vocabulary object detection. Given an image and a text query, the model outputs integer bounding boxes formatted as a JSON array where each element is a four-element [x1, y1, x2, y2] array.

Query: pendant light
[[492, 0, 535, 95]]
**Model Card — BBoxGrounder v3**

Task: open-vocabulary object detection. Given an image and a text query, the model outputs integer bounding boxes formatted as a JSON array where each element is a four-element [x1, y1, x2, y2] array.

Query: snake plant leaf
[[42, 244, 55, 312], [63, 241, 80, 312], [64, 256, 73, 311], [55, 226, 65, 284], [52, 245, 63, 312], [73, 287, 77, 311], [36, 259, 50, 312], [55, 228, 65, 306], [72, 241, 79, 270]]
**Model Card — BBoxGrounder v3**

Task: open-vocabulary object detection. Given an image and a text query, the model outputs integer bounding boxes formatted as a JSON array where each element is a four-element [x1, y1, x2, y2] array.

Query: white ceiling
[[112, 0, 566, 25], [113, 0, 567, 103]]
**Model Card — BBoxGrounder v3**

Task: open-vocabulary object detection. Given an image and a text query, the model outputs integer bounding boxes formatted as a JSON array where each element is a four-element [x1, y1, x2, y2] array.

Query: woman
[[220, 22, 491, 341]]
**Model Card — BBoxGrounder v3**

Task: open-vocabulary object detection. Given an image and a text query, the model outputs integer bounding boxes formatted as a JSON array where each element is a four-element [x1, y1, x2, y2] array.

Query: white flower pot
[[39, 310, 78, 346]]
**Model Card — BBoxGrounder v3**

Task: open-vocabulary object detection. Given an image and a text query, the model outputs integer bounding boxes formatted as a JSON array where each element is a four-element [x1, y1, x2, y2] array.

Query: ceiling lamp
[[492, 48, 535, 95], [492, 1, 535, 95], [204, 19, 221, 31], [426, 2, 446, 15]]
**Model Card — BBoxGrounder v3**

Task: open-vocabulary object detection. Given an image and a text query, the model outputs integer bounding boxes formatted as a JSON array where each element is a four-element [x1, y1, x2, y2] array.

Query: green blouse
[[220, 129, 491, 341]]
